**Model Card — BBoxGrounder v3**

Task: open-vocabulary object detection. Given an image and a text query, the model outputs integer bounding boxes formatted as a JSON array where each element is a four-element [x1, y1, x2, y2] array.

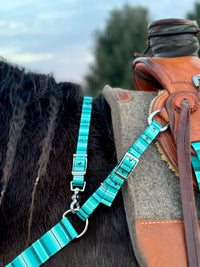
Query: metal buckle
[[71, 154, 88, 176], [114, 152, 139, 180], [193, 74, 200, 87], [70, 181, 86, 192]]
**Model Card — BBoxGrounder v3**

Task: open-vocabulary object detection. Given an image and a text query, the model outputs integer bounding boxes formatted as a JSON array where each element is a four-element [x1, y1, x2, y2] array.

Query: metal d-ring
[[148, 110, 169, 132], [62, 209, 89, 239]]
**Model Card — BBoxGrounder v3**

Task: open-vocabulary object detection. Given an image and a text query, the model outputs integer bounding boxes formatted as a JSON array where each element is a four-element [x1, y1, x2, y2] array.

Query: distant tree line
[[85, 3, 200, 96]]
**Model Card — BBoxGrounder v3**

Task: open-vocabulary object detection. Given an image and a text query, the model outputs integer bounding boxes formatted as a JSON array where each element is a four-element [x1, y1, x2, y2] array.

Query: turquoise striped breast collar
[[5, 96, 200, 267]]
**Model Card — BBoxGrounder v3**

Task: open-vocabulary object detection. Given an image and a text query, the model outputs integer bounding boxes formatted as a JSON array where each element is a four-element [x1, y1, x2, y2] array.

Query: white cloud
[[0, 0, 197, 84], [0, 46, 94, 67], [0, 48, 54, 63], [9, 53, 54, 63], [0, 20, 21, 29]]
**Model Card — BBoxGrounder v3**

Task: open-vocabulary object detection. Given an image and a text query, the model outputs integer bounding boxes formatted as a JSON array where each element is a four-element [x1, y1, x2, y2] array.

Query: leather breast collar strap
[[5, 97, 168, 267]]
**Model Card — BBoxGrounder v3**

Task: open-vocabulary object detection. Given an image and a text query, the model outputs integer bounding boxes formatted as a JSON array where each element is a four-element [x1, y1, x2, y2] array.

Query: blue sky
[[0, 0, 199, 84]]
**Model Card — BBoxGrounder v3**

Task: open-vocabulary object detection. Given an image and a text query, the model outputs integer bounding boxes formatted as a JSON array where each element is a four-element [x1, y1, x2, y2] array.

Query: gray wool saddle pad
[[102, 85, 200, 267]]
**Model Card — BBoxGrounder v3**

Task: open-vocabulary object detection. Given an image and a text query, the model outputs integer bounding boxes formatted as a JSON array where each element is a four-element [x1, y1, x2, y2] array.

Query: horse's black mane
[[0, 60, 137, 266]]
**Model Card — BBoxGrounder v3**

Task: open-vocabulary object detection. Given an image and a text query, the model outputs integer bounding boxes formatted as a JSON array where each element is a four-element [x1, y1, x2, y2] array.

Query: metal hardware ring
[[148, 109, 169, 132], [62, 209, 89, 239]]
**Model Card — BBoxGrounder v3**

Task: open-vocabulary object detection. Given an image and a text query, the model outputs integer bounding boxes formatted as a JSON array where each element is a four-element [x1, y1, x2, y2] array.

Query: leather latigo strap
[[150, 90, 200, 266], [173, 99, 200, 266]]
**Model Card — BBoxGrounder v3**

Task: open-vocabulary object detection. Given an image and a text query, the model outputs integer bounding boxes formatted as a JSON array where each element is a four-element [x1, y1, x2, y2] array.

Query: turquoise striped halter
[[5, 96, 200, 267]]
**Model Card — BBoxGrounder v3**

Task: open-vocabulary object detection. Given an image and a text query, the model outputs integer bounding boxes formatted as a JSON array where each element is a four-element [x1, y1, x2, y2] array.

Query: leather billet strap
[[155, 91, 200, 266], [148, 92, 200, 266], [176, 100, 200, 267]]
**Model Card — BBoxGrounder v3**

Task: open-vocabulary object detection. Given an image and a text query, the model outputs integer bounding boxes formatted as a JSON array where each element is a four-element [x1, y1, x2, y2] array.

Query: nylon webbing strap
[[5, 217, 78, 267], [191, 142, 200, 190], [77, 120, 162, 221], [71, 96, 92, 190], [5, 120, 162, 267]]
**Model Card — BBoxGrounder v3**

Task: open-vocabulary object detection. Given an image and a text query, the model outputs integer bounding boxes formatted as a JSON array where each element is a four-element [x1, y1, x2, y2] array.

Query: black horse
[[0, 60, 138, 266]]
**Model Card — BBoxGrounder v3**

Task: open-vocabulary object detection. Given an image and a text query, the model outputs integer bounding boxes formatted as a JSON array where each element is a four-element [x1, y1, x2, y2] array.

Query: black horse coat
[[0, 61, 138, 267]]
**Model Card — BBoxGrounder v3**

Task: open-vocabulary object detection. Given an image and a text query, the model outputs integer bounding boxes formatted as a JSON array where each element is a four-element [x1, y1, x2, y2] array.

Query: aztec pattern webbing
[[71, 96, 92, 189], [5, 120, 162, 267], [77, 120, 162, 221], [5, 217, 78, 267]]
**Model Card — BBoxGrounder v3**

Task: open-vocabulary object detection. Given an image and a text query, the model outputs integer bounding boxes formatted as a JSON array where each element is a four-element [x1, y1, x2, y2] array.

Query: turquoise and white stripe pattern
[[77, 120, 162, 221], [191, 142, 200, 190], [5, 119, 162, 267], [5, 217, 78, 267], [71, 96, 93, 189]]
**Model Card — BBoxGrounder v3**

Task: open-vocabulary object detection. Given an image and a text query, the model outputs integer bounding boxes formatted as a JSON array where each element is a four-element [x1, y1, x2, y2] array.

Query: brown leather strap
[[177, 99, 200, 267], [152, 90, 200, 188]]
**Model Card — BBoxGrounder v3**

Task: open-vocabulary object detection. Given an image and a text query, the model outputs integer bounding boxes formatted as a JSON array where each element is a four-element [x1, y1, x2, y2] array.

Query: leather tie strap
[[177, 100, 200, 267]]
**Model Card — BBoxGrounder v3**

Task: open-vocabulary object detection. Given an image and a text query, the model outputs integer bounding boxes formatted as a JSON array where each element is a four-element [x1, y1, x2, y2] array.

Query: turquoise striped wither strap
[[77, 120, 162, 221], [71, 96, 92, 191], [5, 119, 163, 267]]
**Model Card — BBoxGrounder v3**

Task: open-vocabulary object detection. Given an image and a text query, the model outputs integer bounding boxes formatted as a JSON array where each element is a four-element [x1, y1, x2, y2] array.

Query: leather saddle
[[132, 19, 200, 266], [133, 55, 200, 188]]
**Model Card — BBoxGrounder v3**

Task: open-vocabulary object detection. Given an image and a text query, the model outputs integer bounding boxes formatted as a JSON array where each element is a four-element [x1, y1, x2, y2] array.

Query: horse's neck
[[0, 89, 127, 266], [0, 85, 83, 260]]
